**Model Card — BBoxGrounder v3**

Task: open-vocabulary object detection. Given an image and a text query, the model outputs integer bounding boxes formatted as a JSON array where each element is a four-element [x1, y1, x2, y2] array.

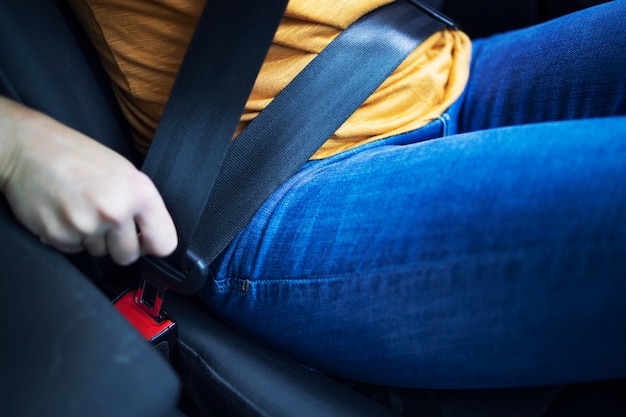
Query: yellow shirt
[[68, 0, 471, 159]]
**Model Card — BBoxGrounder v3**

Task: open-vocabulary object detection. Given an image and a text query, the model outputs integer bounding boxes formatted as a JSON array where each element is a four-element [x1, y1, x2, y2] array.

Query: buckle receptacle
[[113, 252, 208, 360], [113, 287, 177, 361]]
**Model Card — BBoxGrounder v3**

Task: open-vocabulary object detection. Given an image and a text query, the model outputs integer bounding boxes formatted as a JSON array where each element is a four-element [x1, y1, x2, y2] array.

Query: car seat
[[1, 1, 623, 416]]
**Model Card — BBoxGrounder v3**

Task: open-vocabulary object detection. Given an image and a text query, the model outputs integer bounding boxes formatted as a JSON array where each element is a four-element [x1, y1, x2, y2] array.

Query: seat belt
[[134, 0, 289, 315], [134, 0, 454, 317]]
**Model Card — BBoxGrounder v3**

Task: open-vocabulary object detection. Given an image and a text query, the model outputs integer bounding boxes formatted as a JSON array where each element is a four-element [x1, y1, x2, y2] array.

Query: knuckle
[[97, 204, 126, 228], [66, 210, 100, 236], [134, 173, 161, 203], [117, 251, 140, 266], [113, 171, 159, 212], [108, 229, 140, 266]]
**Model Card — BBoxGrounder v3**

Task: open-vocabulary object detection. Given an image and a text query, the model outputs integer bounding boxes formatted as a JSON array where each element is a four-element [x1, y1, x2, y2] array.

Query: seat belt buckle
[[113, 282, 178, 361], [113, 253, 208, 360]]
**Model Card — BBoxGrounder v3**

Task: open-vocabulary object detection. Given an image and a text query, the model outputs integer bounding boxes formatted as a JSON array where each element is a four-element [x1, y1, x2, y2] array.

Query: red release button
[[114, 290, 174, 342]]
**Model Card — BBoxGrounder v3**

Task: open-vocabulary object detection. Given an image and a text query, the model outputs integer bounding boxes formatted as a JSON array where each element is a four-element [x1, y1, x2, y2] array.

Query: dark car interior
[[1, 1, 623, 417]]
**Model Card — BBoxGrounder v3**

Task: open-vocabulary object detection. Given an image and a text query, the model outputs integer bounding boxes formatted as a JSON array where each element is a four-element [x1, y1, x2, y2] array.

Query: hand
[[0, 97, 177, 265]]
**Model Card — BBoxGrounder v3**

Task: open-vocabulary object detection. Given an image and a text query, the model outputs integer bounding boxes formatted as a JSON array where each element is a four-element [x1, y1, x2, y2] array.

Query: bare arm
[[0, 96, 177, 265]]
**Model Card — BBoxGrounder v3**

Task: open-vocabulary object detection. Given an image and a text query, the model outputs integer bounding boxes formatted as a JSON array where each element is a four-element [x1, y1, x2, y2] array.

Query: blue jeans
[[199, 1, 626, 389]]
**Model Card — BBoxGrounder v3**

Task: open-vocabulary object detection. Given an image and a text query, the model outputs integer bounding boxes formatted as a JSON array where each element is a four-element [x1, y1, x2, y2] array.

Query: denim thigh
[[453, 0, 626, 133], [200, 116, 626, 388]]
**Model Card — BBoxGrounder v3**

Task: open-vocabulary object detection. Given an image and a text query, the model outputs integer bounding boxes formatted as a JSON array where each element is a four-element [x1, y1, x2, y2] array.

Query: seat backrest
[[1, 2, 182, 416], [0, 0, 138, 164], [0, 0, 144, 290]]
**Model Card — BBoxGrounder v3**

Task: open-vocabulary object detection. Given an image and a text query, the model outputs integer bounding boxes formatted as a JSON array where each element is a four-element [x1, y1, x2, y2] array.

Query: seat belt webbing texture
[[142, 0, 452, 295], [139, 0, 289, 294]]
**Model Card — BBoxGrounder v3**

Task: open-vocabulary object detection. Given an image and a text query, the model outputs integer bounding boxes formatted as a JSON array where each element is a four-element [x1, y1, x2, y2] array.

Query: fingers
[[106, 220, 141, 265], [41, 220, 148, 266], [83, 234, 107, 257], [54, 201, 177, 265], [39, 220, 176, 265], [135, 199, 178, 258], [37, 194, 177, 265], [64, 173, 177, 264], [36, 216, 86, 254], [40, 237, 84, 254]]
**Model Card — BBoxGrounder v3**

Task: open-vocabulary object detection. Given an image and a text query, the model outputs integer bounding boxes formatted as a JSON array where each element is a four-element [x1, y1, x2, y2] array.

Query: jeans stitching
[[212, 246, 532, 292]]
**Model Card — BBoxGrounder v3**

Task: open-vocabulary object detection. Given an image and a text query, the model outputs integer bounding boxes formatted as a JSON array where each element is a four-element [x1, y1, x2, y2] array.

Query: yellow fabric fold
[[68, 0, 471, 159]]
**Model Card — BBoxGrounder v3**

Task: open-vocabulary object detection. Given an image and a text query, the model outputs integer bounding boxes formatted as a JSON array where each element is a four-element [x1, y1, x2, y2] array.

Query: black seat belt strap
[[138, 0, 289, 307], [141, 0, 289, 263], [139, 0, 455, 308], [189, 1, 452, 269]]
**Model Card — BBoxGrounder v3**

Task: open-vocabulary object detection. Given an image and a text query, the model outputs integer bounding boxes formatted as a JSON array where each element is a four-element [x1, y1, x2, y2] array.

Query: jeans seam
[[211, 236, 625, 293], [211, 246, 532, 292]]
